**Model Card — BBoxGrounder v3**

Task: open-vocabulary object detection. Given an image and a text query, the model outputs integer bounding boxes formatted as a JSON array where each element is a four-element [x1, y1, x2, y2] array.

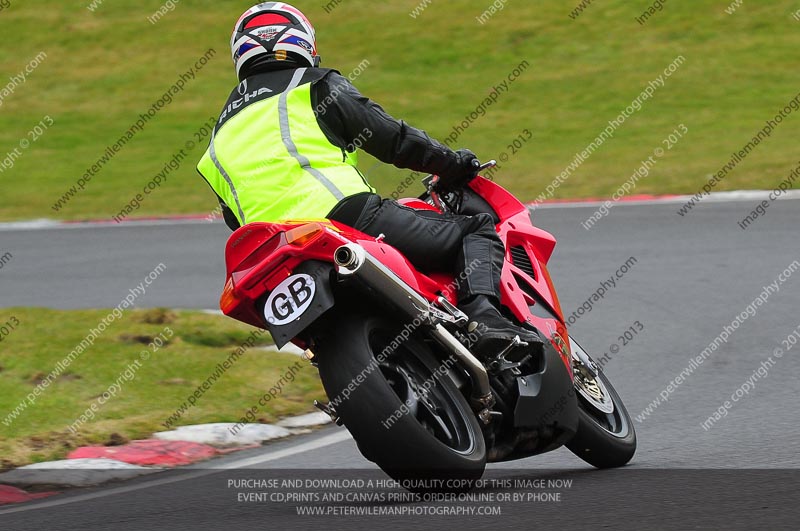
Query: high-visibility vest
[[197, 67, 374, 225]]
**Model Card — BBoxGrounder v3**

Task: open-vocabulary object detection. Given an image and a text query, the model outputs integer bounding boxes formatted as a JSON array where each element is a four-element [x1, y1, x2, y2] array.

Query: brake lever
[[425, 175, 448, 212], [422, 158, 496, 213]]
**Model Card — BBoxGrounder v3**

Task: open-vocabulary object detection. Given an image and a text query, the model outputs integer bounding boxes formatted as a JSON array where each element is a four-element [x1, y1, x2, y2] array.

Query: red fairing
[[469, 176, 527, 220], [224, 222, 284, 278], [356, 238, 454, 304], [467, 176, 570, 371], [220, 172, 570, 371], [221, 221, 347, 329], [397, 198, 439, 211], [220, 219, 452, 330]]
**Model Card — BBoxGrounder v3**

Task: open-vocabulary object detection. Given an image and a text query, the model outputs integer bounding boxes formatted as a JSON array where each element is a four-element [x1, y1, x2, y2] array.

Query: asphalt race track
[[1, 198, 799, 529]]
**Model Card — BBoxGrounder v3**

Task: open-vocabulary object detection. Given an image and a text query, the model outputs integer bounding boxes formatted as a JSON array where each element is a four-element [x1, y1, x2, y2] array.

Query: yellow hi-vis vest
[[197, 68, 373, 225]]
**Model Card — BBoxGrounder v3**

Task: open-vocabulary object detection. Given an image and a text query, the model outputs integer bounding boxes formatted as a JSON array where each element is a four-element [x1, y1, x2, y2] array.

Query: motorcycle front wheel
[[565, 337, 637, 468], [316, 315, 486, 484]]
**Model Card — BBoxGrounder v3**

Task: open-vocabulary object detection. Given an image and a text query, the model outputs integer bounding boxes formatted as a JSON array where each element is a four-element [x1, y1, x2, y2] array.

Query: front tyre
[[565, 337, 637, 468], [316, 315, 486, 483]]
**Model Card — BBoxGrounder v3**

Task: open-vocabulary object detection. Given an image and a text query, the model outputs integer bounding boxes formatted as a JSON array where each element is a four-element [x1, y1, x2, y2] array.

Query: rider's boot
[[458, 295, 542, 358]]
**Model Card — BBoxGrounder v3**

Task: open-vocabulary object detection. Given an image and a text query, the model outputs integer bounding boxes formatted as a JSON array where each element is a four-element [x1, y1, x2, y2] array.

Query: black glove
[[437, 149, 480, 192]]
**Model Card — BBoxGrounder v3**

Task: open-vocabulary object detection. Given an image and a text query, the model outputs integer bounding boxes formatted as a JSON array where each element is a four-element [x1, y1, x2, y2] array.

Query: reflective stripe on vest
[[280, 69, 346, 203], [197, 68, 373, 225]]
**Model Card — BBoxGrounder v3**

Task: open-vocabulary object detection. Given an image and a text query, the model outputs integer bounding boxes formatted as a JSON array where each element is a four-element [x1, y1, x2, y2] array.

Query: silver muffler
[[334, 243, 494, 420]]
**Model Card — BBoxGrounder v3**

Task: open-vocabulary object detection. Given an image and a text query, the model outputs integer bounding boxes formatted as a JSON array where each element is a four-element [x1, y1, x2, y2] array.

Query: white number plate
[[264, 274, 316, 325]]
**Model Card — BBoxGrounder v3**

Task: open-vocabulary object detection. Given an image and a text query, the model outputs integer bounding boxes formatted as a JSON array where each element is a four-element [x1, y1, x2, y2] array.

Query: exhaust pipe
[[335, 243, 494, 419]]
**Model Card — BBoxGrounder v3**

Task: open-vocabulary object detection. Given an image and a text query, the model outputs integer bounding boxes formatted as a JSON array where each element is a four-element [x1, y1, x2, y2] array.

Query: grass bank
[[1, 0, 798, 221], [0, 307, 324, 470]]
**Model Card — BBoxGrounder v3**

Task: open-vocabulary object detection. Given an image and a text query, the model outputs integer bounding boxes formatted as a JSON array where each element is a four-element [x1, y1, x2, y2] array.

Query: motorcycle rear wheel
[[316, 315, 486, 484]]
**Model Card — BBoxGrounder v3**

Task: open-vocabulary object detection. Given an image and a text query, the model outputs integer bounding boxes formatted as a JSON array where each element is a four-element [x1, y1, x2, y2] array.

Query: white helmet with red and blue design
[[230, 2, 319, 79]]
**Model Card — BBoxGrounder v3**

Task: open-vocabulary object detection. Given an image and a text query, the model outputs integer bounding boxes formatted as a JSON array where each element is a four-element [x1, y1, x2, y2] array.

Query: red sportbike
[[219, 161, 636, 482]]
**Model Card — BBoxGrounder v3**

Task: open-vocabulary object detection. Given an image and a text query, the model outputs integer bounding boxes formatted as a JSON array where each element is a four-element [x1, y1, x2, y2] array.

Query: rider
[[196, 2, 541, 356]]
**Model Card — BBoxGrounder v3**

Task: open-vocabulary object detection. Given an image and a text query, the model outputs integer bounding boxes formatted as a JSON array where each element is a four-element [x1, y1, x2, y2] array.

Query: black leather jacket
[[214, 64, 467, 231]]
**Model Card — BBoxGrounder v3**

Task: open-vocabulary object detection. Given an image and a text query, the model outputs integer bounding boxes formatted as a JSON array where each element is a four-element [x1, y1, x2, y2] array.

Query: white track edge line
[[0, 430, 351, 515], [3, 191, 798, 230]]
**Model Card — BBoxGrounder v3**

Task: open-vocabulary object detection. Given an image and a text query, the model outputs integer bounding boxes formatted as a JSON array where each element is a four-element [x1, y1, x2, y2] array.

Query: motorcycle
[[218, 160, 636, 483]]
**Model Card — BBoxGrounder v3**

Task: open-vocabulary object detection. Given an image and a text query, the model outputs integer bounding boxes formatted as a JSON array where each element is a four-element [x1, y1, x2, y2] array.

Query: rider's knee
[[467, 212, 497, 235]]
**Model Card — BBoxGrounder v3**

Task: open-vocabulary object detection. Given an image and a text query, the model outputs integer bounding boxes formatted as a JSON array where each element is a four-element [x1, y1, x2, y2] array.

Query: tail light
[[286, 223, 325, 246], [220, 278, 239, 314], [222, 223, 328, 315]]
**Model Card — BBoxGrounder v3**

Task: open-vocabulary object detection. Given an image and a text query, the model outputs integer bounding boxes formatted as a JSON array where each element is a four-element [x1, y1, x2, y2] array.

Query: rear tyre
[[316, 315, 486, 484], [565, 338, 636, 468]]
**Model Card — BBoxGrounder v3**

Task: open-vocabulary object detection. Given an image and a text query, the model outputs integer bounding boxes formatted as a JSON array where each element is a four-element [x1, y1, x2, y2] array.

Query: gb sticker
[[264, 274, 316, 326]]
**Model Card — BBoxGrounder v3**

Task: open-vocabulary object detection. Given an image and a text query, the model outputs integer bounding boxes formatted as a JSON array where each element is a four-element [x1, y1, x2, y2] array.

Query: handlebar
[[419, 159, 498, 213], [478, 160, 497, 172], [421, 159, 497, 190]]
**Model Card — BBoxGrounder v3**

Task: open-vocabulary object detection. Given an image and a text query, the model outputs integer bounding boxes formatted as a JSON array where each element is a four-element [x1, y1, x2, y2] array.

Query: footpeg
[[314, 400, 342, 425], [470, 393, 496, 425], [487, 336, 531, 374], [437, 296, 469, 326], [497, 335, 528, 356]]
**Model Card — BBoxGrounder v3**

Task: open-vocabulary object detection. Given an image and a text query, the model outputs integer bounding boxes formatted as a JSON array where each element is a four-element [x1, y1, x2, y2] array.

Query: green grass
[[0, 308, 325, 470], [1, 0, 798, 221]]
